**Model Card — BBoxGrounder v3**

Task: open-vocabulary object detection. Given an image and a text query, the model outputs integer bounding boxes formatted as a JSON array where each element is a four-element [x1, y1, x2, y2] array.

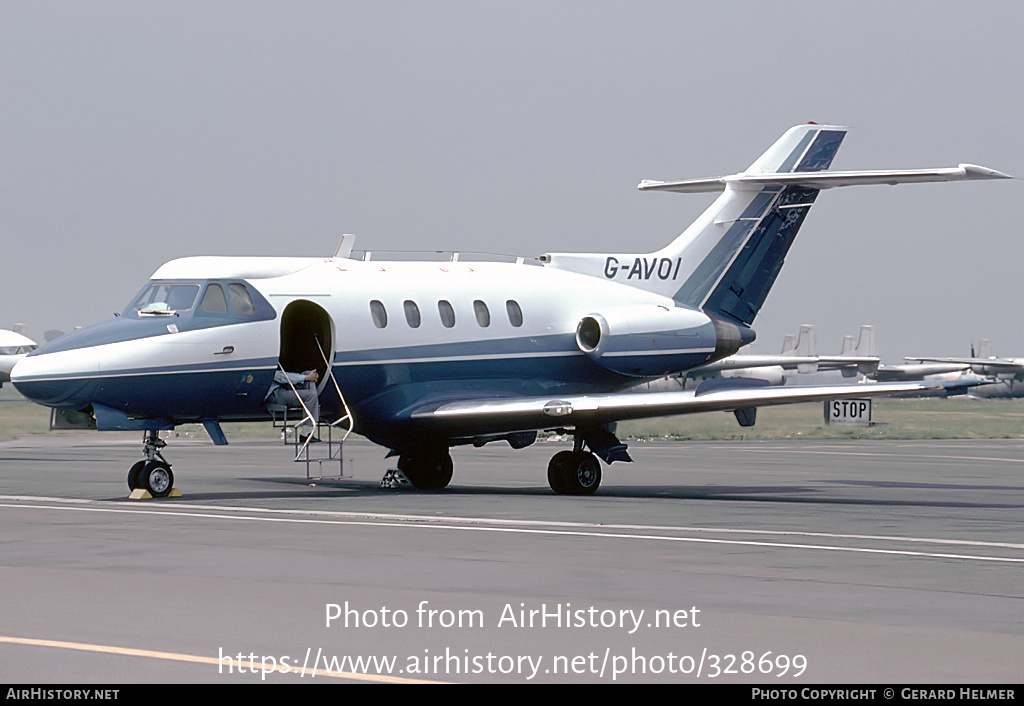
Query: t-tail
[[541, 123, 1011, 327]]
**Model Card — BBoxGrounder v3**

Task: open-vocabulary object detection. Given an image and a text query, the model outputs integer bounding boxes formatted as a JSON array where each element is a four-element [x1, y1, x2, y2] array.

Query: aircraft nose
[[0, 354, 24, 381], [11, 348, 100, 410]]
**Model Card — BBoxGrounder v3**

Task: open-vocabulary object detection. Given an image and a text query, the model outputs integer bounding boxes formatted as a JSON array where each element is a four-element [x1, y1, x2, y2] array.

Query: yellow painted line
[[0, 636, 444, 684]]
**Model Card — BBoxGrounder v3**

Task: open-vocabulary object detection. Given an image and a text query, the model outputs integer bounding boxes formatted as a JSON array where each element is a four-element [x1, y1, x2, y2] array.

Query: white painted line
[[2, 499, 1021, 564]]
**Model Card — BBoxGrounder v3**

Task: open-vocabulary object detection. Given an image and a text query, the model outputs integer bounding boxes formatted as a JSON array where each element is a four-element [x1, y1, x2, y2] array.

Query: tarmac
[[1, 432, 1022, 683]]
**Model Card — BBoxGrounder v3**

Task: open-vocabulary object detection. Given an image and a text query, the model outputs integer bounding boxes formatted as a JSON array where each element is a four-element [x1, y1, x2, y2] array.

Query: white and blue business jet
[[11, 124, 1010, 496]]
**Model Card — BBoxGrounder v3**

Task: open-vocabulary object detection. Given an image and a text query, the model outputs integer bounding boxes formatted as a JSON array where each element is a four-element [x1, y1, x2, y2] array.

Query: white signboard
[[824, 399, 872, 426]]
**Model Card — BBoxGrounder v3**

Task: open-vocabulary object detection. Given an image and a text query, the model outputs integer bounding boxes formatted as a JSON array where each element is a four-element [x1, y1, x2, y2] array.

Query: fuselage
[[966, 369, 1024, 399], [12, 255, 749, 450]]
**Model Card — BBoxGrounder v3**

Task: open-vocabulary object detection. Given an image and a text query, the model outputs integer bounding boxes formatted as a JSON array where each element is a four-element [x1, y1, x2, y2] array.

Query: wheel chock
[[379, 468, 412, 489], [128, 487, 182, 500]]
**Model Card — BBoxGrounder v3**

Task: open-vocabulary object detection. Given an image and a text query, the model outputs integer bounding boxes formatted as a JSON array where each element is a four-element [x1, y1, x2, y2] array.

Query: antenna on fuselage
[[334, 234, 356, 258]]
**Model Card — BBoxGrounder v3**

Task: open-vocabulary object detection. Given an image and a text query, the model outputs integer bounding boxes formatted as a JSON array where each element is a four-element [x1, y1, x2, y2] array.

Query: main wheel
[[138, 460, 174, 498], [398, 451, 453, 490], [548, 450, 601, 495]]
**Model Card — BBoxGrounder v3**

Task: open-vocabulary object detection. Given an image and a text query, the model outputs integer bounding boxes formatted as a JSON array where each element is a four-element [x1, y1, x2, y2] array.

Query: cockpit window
[[134, 284, 200, 314]]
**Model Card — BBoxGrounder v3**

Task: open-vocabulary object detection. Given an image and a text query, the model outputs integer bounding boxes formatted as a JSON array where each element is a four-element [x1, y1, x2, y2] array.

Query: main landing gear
[[545, 427, 628, 495], [390, 446, 601, 494], [396, 449, 454, 490], [387, 427, 625, 495], [547, 450, 602, 495], [127, 430, 175, 498]]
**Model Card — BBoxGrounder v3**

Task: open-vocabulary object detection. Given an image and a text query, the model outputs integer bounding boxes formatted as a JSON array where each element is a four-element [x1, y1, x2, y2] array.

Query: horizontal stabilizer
[[638, 164, 1012, 193]]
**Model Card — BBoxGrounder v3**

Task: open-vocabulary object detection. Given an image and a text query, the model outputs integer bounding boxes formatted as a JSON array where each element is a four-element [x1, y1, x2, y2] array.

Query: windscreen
[[133, 283, 200, 314]]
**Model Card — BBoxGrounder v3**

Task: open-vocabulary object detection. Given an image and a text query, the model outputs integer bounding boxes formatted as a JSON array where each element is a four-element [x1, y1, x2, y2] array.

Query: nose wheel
[[130, 460, 174, 497], [127, 431, 175, 498]]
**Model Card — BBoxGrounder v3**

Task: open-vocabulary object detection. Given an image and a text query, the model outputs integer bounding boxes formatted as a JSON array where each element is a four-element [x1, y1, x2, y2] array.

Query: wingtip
[[958, 163, 1015, 180]]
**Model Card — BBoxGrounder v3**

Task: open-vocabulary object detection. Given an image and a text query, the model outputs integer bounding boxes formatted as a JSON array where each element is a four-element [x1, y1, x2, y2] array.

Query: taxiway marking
[[2, 499, 1022, 564], [0, 635, 441, 684]]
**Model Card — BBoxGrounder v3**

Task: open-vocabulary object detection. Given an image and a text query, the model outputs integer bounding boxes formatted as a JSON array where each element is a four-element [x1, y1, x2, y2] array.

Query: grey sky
[[2, 1, 1021, 360]]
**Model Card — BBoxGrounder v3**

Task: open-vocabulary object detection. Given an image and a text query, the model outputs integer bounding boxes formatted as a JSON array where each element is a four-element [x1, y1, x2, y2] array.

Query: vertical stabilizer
[[792, 324, 818, 373], [781, 333, 797, 355], [793, 324, 818, 357], [977, 339, 993, 359], [854, 325, 878, 358], [677, 126, 845, 324], [540, 124, 846, 320]]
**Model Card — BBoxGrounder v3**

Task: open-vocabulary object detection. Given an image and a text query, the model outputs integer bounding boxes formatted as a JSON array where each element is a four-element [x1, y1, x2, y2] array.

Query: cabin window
[[473, 300, 490, 327], [370, 300, 388, 328], [506, 300, 524, 327], [200, 284, 228, 313], [228, 283, 256, 315], [403, 300, 421, 328], [438, 300, 456, 328]]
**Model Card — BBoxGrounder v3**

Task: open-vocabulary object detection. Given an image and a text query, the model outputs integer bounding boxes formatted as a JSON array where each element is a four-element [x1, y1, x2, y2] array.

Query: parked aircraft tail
[[780, 324, 818, 373], [541, 124, 1010, 327], [977, 338, 993, 359], [853, 324, 878, 358]]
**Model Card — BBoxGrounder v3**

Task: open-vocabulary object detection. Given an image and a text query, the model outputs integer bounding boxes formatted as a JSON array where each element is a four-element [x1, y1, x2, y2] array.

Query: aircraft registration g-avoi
[[11, 123, 1010, 496]]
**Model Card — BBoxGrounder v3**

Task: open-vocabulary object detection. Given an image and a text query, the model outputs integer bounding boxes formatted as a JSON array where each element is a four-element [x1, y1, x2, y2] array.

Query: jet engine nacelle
[[574, 304, 751, 377]]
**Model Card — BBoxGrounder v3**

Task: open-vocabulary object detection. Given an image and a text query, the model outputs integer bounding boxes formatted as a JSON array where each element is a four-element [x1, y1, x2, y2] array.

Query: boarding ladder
[[268, 340, 353, 480]]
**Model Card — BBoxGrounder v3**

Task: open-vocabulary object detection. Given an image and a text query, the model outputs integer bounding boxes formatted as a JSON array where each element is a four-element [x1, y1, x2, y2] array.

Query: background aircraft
[[636, 324, 879, 390], [842, 325, 969, 383], [11, 124, 1007, 495], [908, 340, 1024, 398], [0, 328, 37, 387]]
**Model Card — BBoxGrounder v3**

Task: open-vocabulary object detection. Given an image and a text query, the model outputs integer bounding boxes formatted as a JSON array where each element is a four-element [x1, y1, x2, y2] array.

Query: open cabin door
[[279, 300, 333, 390], [275, 299, 351, 478]]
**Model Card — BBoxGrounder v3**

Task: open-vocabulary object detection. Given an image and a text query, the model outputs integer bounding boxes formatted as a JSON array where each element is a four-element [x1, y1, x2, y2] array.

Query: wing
[[907, 356, 1024, 371], [691, 354, 819, 372], [687, 354, 878, 375], [411, 379, 984, 432]]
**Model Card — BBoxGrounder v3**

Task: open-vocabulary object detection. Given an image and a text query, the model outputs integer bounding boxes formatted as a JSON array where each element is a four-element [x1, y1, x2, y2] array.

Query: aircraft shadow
[[115, 475, 1024, 510]]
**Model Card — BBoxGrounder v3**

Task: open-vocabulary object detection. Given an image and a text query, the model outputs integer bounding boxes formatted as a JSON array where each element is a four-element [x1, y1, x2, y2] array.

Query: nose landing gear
[[127, 430, 176, 498]]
